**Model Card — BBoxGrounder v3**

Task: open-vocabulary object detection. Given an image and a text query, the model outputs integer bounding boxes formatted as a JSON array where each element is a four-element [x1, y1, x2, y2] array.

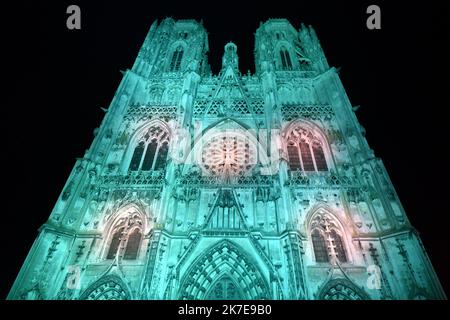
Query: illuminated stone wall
[[8, 18, 445, 300]]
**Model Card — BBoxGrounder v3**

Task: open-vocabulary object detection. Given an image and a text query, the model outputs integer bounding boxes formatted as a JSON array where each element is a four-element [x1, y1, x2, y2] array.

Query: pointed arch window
[[287, 143, 301, 170], [310, 212, 348, 263], [129, 142, 145, 171], [170, 46, 184, 72], [280, 47, 293, 70], [286, 127, 329, 172], [123, 229, 142, 260], [80, 275, 130, 300], [128, 125, 170, 172], [106, 227, 124, 259], [311, 229, 329, 262], [154, 141, 169, 170], [313, 142, 328, 171], [141, 139, 157, 171], [106, 212, 145, 261], [330, 229, 347, 262], [299, 141, 315, 171]]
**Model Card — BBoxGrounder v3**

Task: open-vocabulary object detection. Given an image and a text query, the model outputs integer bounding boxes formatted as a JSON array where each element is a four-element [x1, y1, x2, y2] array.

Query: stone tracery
[[104, 206, 147, 261], [309, 209, 348, 264], [8, 18, 445, 301], [285, 122, 329, 172], [128, 122, 170, 172]]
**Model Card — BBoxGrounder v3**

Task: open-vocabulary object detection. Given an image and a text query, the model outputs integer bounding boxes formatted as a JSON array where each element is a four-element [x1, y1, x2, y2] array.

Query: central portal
[[205, 276, 244, 300]]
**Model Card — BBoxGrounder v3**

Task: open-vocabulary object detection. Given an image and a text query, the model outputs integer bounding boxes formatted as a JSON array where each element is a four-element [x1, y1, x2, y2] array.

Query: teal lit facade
[[8, 18, 445, 300]]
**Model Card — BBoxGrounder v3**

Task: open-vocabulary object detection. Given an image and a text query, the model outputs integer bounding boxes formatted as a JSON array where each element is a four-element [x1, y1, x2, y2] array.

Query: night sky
[[4, 1, 448, 299]]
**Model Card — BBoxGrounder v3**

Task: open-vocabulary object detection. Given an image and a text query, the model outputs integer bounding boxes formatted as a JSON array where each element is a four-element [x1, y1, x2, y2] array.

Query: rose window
[[201, 135, 255, 176]]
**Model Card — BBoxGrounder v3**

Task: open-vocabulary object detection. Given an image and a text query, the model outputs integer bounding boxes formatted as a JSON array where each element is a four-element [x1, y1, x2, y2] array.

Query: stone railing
[[281, 104, 334, 121], [100, 171, 166, 187], [178, 173, 275, 188], [287, 171, 357, 189], [124, 104, 178, 121]]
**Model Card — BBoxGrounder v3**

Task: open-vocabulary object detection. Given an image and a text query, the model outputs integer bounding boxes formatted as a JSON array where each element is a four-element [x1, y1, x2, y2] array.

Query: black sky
[[4, 0, 449, 299]]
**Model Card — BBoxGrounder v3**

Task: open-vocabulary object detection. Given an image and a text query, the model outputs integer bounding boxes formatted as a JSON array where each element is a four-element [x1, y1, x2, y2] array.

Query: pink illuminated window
[[312, 229, 329, 263], [107, 227, 124, 260], [287, 143, 302, 170], [331, 229, 347, 262], [313, 142, 328, 171], [286, 128, 329, 172], [123, 229, 142, 260], [300, 141, 315, 171]]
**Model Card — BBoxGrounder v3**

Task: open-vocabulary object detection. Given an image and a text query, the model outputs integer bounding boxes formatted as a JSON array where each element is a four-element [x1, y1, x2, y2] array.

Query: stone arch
[[305, 204, 352, 264], [282, 119, 334, 171], [199, 117, 253, 137], [316, 278, 370, 300], [121, 119, 172, 173], [79, 275, 131, 300], [282, 119, 329, 148], [205, 274, 245, 300], [183, 118, 261, 176], [274, 40, 297, 70], [178, 240, 271, 300], [167, 41, 187, 72], [128, 119, 172, 148], [102, 203, 150, 260]]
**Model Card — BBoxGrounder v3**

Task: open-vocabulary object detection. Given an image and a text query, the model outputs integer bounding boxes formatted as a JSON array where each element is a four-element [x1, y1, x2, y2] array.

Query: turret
[[131, 18, 210, 78]]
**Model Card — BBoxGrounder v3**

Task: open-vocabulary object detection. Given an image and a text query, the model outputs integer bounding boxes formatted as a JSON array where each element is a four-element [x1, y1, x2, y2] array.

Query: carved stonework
[[8, 18, 445, 301]]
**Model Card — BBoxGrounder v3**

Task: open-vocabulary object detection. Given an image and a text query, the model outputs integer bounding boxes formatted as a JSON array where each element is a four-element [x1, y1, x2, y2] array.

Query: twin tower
[[9, 18, 445, 300]]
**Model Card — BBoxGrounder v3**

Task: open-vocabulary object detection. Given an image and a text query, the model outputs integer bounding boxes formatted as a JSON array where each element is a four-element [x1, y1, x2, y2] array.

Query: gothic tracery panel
[[128, 123, 170, 172], [201, 134, 256, 177], [9, 17, 445, 302], [318, 279, 369, 300], [285, 123, 329, 172], [178, 240, 270, 300], [205, 276, 244, 300], [80, 276, 130, 300], [310, 210, 348, 263], [105, 209, 145, 261]]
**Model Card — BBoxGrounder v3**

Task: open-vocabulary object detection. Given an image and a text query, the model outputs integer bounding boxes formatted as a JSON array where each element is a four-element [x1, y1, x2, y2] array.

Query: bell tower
[[132, 18, 210, 78]]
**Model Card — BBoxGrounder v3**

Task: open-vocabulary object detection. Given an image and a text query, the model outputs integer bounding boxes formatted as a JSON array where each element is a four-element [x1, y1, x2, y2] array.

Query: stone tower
[[8, 18, 445, 300]]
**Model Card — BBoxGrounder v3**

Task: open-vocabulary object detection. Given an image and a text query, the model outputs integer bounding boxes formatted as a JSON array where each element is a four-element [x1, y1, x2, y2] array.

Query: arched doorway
[[79, 275, 130, 300], [317, 278, 370, 300], [178, 240, 270, 300], [205, 276, 244, 300]]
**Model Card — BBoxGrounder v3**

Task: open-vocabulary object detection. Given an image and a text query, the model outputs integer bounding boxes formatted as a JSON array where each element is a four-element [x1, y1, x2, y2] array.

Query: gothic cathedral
[[8, 18, 445, 300]]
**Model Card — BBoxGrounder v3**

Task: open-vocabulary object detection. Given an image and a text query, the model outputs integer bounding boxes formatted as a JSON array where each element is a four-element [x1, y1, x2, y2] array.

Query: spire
[[221, 42, 239, 72]]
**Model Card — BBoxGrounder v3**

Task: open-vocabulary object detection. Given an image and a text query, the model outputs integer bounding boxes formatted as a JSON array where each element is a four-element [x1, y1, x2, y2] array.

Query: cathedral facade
[[8, 18, 445, 300]]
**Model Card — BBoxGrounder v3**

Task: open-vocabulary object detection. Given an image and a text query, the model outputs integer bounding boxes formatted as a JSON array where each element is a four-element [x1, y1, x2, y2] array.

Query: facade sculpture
[[8, 18, 445, 300]]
